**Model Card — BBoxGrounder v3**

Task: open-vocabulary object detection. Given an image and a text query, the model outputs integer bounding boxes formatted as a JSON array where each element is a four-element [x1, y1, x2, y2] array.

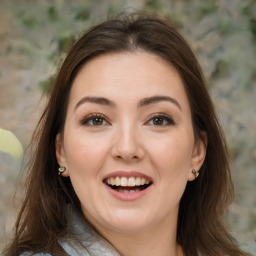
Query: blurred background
[[0, 0, 255, 253]]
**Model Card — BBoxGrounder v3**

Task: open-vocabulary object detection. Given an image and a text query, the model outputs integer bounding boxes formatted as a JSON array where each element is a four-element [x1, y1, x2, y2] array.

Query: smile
[[104, 176, 153, 194]]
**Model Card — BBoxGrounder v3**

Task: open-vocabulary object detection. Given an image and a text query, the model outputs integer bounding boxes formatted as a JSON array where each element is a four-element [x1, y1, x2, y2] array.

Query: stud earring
[[192, 169, 199, 178], [58, 166, 66, 176]]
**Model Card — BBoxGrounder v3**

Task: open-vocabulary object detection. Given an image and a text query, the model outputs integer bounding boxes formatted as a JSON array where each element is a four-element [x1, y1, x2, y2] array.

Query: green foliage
[[228, 145, 240, 160], [195, 0, 219, 20], [48, 6, 59, 22], [212, 59, 230, 79], [145, 0, 162, 10], [18, 10, 37, 28], [242, 1, 256, 37], [58, 31, 75, 53], [75, 7, 91, 21], [39, 75, 55, 93], [14, 1, 91, 93]]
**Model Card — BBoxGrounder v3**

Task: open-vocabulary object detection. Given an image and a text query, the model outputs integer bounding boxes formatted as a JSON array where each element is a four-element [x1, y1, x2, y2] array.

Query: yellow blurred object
[[0, 128, 23, 159]]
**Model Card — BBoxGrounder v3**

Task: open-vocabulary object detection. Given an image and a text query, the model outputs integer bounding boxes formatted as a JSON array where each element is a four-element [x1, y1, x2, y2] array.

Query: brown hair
[[3, 13, 249, 256]]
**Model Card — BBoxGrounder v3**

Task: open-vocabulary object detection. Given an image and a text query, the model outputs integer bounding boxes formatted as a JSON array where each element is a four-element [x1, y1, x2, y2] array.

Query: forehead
[[68, 51, 190, 112]]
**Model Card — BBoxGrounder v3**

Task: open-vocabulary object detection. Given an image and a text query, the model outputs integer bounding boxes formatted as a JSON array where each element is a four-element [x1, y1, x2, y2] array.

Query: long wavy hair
[[3, 13, 249, 256]]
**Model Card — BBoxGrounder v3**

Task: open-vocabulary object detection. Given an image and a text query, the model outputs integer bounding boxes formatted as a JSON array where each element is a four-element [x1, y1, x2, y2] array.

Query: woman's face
[[56, 52, 206, 234]]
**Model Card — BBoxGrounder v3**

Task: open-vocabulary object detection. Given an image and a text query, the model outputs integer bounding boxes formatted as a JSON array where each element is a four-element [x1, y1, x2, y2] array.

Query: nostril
[[111, 138, 144, 161], [115, 154, 139, 161]]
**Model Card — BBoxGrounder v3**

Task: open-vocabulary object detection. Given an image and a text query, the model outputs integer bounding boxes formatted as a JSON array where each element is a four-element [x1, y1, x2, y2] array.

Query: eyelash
[[146, 113, 175, 126], [80, 113, 175, 127], [80, 113, 110, 126]]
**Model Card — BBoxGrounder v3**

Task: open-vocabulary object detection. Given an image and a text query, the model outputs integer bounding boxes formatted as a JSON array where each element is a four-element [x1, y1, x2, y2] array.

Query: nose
[[111, 123, 145, 162]]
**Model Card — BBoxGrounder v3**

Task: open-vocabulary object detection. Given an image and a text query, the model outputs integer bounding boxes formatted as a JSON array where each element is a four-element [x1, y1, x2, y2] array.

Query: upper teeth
[[106, 177, 150, 187]]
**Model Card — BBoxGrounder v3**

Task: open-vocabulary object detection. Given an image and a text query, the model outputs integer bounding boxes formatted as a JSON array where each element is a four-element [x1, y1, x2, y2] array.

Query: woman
[[3, 13, 250, 256]]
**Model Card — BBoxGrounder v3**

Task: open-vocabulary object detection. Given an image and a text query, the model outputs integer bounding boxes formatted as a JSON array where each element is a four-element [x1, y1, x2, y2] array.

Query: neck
[[109, 230, 183, 256], [95, 214, 184, 256]]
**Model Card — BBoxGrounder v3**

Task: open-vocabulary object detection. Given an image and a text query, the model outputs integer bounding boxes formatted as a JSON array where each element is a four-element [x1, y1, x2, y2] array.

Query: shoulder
[[34, 254, 52, 256], [33, 254, 52, 256], [20, 253, 52, 256]]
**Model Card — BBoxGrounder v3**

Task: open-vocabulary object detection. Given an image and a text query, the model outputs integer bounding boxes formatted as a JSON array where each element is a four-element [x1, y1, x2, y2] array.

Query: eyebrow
[[138, 96, 182, 111], [74, 95, 182, 111], [74, 96, 116, 110]]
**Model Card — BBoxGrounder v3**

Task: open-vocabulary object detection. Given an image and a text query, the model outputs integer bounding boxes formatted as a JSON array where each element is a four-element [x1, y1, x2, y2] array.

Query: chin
[[103, 210, 153, 233]]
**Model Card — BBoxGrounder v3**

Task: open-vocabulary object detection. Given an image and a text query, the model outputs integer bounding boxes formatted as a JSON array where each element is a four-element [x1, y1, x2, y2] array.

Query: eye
[[80, 114, 109, 126], [146, 114, 175, 126]]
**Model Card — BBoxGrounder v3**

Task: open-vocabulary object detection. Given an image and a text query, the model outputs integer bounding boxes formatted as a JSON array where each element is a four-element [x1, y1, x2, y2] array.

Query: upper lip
[[103, 171, 153, 182]]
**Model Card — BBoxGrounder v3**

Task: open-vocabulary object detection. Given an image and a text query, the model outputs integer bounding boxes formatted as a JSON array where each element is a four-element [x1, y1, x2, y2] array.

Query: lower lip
[[104, 183, 152, 201]]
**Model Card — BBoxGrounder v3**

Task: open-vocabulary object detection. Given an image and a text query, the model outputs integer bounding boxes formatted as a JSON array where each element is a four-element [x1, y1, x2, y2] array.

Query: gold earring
[[192, 169, 199, 178], [58, 166, 66, 176]]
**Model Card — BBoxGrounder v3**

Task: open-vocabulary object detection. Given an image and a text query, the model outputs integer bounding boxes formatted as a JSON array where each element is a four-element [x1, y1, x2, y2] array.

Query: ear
[[188, 131, 207, 181], [55, 133, 69, 177]]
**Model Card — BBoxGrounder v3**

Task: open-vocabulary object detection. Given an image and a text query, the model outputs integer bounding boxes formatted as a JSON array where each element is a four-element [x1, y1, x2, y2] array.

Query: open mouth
[[104, 176, 153, 193]]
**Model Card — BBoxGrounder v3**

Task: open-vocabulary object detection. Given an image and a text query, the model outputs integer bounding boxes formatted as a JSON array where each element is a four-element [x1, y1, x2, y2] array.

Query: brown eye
[[153, 117, 164, 125], [147, 114, 175, 126], [81, 114, 109, 126], [92, 117, 104, 125]]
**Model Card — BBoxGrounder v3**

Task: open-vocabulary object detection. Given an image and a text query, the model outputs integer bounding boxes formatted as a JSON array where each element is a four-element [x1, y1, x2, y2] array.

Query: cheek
[[63, 131, 110, 175], [149, 134, 193, 172]]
